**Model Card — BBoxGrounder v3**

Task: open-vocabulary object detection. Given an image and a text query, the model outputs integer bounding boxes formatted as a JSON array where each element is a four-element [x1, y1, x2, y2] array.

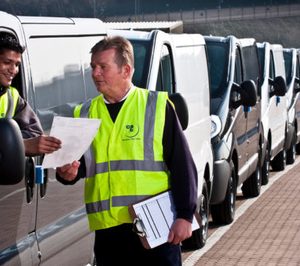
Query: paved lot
[[183, 157, 300, 266]]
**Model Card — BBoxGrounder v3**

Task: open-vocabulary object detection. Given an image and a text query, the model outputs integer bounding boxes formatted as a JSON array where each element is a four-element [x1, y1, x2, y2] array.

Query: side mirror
[[231, 80, 257, 108], [294, 77, 300, 93], [0, 119, 25, 185], [240, 80, 257, 107], [269, 76, 286, 97], [168, 93, 189, 130]]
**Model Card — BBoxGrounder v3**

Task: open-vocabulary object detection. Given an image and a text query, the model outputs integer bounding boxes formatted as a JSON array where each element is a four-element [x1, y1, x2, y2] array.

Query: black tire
[[286, 144, 296, 164], [286, 137, 296, 165], [241, 162, 262, 198], [211, 162, 236, 225], [271, 149, 286, 171], [262, 141, 270, 185], [182, 180, 209, 250], [296, 142, 300, 154]]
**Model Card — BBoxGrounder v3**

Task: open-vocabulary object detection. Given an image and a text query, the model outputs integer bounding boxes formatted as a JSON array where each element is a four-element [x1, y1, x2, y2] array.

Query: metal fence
[[104, 3, 300, 24]]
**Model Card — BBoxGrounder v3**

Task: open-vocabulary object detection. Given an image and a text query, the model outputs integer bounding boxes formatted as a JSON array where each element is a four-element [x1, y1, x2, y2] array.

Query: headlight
[[211, 115, 222, 139]]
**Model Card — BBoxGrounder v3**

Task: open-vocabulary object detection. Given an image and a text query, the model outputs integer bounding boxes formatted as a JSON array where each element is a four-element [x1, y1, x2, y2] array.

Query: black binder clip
[[132, 217, 147, 237]]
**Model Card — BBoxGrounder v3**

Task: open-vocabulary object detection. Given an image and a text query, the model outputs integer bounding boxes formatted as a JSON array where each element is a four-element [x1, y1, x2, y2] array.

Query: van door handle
[[39, 167, 48, 198], [25, 157, 35, 203]]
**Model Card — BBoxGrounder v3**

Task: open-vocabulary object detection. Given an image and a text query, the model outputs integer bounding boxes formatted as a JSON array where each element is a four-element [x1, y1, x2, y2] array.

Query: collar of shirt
[[0, 86, 8, 97], [103, 84, 134, 104]]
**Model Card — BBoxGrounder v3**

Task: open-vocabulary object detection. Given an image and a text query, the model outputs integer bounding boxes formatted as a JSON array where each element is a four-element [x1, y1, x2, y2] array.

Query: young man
[[57, 36, 197, 266], [0, 32, 61, 156]]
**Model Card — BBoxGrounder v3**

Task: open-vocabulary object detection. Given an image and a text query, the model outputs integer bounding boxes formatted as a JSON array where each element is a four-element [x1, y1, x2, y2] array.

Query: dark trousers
[[94, 224, 182, 266]]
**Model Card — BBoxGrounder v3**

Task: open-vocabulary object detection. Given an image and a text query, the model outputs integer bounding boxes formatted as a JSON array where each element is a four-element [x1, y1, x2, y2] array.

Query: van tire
[[211, 162, 236, 225], [182, 180, 209, 250], [296, 142, 300, 154], [271, 149, 286, 171], [262, 141, 270, 185], [286, 138, 296, 165], [241, 162, 262, 198]]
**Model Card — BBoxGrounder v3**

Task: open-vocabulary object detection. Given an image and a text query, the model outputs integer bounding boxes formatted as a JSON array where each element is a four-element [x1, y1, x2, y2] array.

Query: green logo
[[124, 124, 139, 139]]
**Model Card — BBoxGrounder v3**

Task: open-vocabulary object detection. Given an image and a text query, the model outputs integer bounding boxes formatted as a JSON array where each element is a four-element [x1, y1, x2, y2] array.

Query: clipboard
[[128, 191, 201, 249]]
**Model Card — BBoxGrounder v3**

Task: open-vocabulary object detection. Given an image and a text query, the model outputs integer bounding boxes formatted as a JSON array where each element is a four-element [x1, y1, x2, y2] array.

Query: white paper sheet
[[42, 116, 101, 169]]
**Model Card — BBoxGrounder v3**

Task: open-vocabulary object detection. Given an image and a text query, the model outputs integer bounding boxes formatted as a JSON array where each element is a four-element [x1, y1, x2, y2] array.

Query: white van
[[205, 35, 262, 225], [0, 11, 107, 265], [283, 47, 300, 161], [0, 12, 213, 265], [257, 42, 287, 184], [107, 29, 213, 250]]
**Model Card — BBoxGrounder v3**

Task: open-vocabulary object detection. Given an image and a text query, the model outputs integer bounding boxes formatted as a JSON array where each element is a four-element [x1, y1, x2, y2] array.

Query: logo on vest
[[122, 124, 140, 140]]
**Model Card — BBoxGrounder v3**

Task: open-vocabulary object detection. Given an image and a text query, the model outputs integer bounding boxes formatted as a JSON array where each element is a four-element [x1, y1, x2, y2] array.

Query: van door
[[269, 51, 286, 153], [0, 29, 39, 265], [232, 47, 248, 180], [242, 45, 261, 177], [0, 183, 38, 266], [26, 34, 103, 265], [295, 53, 300, 143]]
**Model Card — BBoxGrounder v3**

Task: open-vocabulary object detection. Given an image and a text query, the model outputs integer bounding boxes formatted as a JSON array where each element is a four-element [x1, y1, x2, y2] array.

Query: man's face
[[90, 48, 128, 101], [0, 49, 21, 88]]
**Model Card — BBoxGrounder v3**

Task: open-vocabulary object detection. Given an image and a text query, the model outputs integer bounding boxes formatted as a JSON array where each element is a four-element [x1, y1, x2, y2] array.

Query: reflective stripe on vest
[[86, 195, 148, 214]]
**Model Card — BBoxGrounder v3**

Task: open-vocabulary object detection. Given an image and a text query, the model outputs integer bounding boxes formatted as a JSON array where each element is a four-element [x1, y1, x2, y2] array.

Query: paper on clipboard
[[129, 191, 200, 249], [42, 116, 101, 169]]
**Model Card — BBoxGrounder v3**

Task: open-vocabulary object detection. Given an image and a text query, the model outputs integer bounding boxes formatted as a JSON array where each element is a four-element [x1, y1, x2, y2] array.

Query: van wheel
[[211, 162, 236, 225], [296, 142, 300, 154], [286, 144, 295, 164], [182, 180, 209, 250], [241, 162, 262, 198], [271, 149, 286, 171], [262, 141, 270, 185], [286, 134, 296, 165]]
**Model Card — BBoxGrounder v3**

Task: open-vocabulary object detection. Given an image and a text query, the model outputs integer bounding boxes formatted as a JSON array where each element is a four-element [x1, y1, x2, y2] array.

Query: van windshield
[[206, 41, 229, 98], [130, 40, 152, 89]]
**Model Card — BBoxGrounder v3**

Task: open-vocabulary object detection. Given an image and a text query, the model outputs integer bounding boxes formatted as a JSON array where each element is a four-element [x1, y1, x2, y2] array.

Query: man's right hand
[[56, 161, 81, 181]]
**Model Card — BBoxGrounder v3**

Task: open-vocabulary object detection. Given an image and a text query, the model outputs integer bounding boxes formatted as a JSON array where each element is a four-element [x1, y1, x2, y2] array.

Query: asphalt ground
[[182, 156, 300, 266]]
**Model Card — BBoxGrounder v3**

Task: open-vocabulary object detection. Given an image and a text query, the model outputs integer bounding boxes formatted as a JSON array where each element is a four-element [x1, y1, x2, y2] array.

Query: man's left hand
[[168, 218, 192, 245]]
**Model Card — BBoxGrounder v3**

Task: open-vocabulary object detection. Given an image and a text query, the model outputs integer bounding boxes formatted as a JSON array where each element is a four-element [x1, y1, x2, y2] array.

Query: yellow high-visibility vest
[[0, 87, 19, 118], [74, 87, 170, 231]]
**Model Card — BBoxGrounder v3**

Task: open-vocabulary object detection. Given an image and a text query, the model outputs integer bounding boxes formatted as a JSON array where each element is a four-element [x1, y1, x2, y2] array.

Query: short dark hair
[[90, 36, 134, 68], [0, 32, 25, 54]]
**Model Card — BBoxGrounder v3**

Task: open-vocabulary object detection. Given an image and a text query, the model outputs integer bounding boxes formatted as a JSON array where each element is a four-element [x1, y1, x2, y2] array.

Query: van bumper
[[210, 159, 231, 205]]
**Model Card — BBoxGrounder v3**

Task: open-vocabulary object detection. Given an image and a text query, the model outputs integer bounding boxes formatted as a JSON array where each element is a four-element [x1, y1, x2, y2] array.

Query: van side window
[[269, 52, 275, 80], [206, 41, 229, 98], [3, 32, 24, 98], [27, 36, 101, 132], [234, 48, 242, 85], [156, 45, 174, 93], [296, 55, 299, 79], [242, 45, 260, 96], [131, 41, 151, 89], [296, 54, 300, 81], [283, 51, 292, 86]]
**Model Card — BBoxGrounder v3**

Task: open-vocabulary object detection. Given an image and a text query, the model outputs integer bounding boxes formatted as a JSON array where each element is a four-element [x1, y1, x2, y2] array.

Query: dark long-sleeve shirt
[[0, 87, 43, 137], [57, 98, 198, 222]]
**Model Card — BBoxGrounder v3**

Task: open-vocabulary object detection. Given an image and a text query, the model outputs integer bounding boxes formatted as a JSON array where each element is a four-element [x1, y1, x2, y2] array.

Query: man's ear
[[122, 64, 132, 79]]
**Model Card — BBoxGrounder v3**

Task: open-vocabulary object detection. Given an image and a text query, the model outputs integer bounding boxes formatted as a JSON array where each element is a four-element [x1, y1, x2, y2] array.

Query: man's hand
[[167, 218, 193, 245], [24, 135, 61, 156], [56, 161, 80, 181]]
